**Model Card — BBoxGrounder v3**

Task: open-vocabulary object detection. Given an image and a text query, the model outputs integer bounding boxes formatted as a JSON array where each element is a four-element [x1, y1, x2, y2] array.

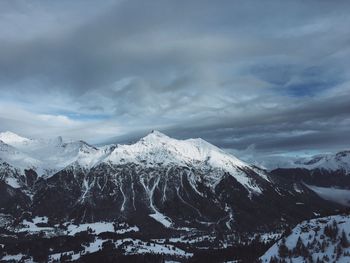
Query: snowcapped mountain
[[106, 130, 268, 194], [294, 150, 350, 174], [0, 131, 31, 145], [270, 150, 350, 206], [108, 130, 247, 168], [270, 150, 350, 175], [0, 131, 112, 178], [0, 130, 267, 193]]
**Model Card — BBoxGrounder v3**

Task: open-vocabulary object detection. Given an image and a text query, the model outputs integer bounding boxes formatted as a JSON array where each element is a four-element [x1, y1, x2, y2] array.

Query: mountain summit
[[0, 131, 31, 145]]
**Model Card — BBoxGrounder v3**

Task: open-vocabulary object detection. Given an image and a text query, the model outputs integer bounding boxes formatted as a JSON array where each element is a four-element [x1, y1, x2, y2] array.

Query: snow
[[107, 130, 266, 194], [33, 216, 48, 224], [48, 238, 105, 262], [18, 216, 54, 233], [166, 234, 215, 244], [293, 183, 303, 194], [116, 225, 139, 234], [224, 204, 234, 230], [0, 140, 41, 173], [115, 238, 193, 257], [4, 177, 21, 188], [49, 250, 81, 262], [65, 222, 139, 235], [83, 238, 105, 253], [138, 171, 173, 228], [261, 214, 350, 263], [48, 237, 193, 262], [259, 232, 282, 243], [149, 212, 172, 228], [0, 131, 31, 145], [0, 132, 113, 177], [0, 130, 267, 194], [277, 150, 350, 174], [306, 184, 350, 206], [110, 131, 247, 170], [1, 253, 25, 261]]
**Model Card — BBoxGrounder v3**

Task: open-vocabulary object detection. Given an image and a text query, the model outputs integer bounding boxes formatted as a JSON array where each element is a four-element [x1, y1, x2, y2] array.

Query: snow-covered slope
[[0, 131, 112, 177], [106, 130, 268, 193], [261, 214, 350, 263], [108, 131, 247, 168], [0, 131, 31, 145], [0, 140, 41, 175]]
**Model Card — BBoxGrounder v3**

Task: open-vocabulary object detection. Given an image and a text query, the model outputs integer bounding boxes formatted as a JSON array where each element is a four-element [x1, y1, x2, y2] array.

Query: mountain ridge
[[0, 130, 269, 194]]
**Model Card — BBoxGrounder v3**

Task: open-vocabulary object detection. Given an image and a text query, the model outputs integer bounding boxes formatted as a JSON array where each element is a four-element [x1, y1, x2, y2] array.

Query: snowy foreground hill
[[0, 131, 349, 262], [261, 213, 350, 263]]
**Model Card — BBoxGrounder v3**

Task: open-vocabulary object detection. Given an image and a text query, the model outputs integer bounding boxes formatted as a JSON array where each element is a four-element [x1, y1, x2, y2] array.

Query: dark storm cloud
[[1, 0, 349, 92], [0, 0, 350, 164]]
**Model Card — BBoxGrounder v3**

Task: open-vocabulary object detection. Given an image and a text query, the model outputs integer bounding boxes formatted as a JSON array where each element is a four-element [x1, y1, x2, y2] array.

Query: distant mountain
[[294, 150, 350, 174], [268, 150, 350, 175], [270, 150, 350, 207], [0, 131, 112, 178]]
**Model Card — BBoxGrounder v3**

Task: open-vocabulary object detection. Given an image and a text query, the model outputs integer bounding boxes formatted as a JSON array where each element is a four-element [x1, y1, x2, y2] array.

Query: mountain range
[[0, 130, 349, 262]]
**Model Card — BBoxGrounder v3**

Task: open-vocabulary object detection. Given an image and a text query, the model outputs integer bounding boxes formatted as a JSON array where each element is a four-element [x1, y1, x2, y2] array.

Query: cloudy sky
[[0, 0, 350, 165]]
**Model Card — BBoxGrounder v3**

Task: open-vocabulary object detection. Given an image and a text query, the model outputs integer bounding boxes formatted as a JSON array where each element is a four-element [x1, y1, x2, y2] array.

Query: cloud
[[0, 0, 350, 162]]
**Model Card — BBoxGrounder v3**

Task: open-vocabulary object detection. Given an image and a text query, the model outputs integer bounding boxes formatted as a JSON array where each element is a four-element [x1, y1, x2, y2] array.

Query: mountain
[[273, 150, 350, 175], [270, 150, 350, 208], [294, 150, 350, 174], [0, 131, 347, 262], [0, 131, 31, 145], [261, 213, 350, 263], [0, 131, 338, 229], [0, 131, 112, 178]]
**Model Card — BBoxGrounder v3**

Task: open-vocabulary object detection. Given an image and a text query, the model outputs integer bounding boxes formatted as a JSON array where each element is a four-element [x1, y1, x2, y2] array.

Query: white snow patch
[[4, 177, 21, 188], [149, 212, 172, 228], [17, 216, 53, 233], [1, 253, 25, 261], [115, 238, 193, 257], [65, 222, 139, 236]]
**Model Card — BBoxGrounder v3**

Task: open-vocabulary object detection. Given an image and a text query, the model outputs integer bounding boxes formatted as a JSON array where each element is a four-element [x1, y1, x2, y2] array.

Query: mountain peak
[[147, 130, 168, 137], [109, 131, 251, 173], [140, 130, 170, 142], [0, 131, 31, 145]]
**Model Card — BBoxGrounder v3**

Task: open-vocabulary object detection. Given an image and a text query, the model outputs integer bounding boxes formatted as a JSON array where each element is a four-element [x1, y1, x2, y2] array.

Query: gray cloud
[[0, 0, 350, 164]]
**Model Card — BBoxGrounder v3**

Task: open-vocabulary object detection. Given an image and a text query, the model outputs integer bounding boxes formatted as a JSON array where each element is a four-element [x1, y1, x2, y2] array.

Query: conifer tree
[[278, 238, 289, 258], [340, 229, 349, 248]]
